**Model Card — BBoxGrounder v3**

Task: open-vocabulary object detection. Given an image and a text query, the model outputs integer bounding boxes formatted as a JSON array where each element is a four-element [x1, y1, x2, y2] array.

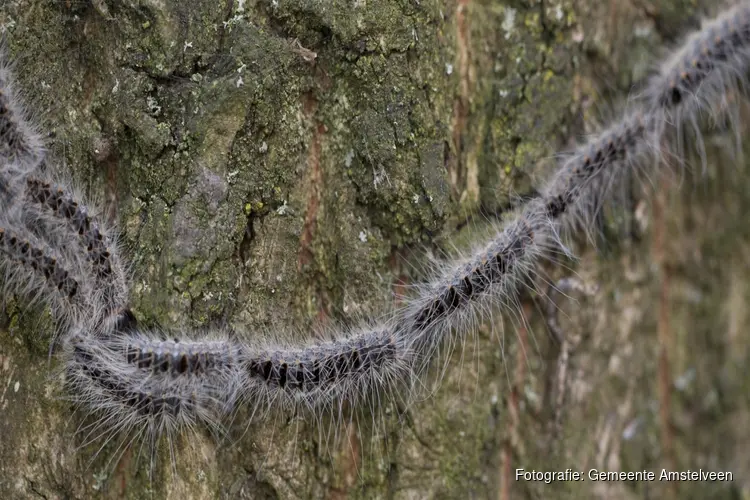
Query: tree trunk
[[0, 0, 746, 498]]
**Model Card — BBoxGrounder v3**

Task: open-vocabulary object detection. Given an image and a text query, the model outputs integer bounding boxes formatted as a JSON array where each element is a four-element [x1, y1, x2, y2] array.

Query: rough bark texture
[[0, 0, 747, 498]]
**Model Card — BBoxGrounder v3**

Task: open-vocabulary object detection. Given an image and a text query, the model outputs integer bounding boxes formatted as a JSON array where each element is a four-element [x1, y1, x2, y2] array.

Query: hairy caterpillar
[[0, 1, 749, 498], [0, 53, 44, 169]]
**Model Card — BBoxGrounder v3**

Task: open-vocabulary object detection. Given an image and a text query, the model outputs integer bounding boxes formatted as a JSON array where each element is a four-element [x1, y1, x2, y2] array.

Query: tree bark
[[0, 0, 746, 498]]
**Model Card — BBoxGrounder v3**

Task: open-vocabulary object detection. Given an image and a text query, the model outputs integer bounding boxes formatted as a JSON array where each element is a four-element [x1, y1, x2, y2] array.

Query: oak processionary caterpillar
[[1, 0, 750, 495]]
